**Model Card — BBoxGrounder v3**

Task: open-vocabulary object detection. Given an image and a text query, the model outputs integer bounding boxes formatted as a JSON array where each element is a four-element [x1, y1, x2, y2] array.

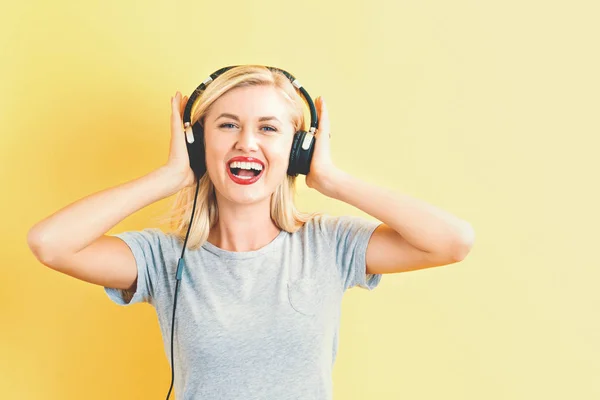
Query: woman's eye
[[219, 123, 277, 133]]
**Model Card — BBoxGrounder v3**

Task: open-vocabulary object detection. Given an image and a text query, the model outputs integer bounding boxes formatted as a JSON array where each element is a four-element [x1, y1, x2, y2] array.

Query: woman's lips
[[226, 166, 264, 185], [226, 157, 265, 185], [226, 156, 265, 167]]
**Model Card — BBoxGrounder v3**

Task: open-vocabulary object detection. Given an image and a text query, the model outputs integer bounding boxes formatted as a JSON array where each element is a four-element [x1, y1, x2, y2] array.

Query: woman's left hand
[[305, 96, 343, 197]]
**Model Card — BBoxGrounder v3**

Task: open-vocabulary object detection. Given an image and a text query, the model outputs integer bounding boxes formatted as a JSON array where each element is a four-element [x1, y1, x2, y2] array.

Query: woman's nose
[[235, 128, 259, 152]]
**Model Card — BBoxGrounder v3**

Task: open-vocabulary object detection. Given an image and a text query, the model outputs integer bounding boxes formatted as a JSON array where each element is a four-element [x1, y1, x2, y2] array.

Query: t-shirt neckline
[[201, 229, 287, 260]]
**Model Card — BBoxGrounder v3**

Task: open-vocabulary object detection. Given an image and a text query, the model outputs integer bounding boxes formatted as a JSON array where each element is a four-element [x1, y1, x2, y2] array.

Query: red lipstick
[[226, 156, 265, 185]]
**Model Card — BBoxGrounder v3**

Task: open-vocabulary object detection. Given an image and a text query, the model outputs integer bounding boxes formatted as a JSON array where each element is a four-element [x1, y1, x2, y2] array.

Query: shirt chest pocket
[[286, 277, 323, 317]]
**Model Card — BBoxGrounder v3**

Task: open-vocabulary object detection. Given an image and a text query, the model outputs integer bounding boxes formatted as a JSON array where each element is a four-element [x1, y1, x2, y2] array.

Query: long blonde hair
[[156, 65, 321, 250]]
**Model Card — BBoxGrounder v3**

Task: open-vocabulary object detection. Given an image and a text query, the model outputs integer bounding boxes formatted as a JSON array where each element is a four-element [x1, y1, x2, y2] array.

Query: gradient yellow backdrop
[[2, 0, 598, 399]]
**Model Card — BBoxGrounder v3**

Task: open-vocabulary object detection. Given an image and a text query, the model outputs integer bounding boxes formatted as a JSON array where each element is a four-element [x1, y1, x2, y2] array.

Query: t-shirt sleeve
[[103, 228, 165, 306], [320, 214, 383, 292]]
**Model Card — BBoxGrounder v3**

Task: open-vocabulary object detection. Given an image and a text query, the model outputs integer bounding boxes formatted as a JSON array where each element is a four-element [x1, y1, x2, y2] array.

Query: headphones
[[182, 65, 319, 179], [164, 65, 320, 399]]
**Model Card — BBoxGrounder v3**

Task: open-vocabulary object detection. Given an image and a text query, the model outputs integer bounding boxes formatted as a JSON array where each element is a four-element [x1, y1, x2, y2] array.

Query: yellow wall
[[3, 0, 599, 398]]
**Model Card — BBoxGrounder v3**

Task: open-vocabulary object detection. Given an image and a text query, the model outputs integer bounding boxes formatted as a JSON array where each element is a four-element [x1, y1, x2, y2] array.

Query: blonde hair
[[156, 65, 321, 250]]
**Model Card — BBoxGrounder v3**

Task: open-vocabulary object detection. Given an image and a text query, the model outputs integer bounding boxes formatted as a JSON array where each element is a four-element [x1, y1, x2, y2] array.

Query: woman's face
[[203, 85, 296, 206]]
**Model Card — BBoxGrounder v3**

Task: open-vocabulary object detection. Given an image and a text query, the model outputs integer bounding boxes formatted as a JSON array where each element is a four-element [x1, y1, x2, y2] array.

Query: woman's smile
[[226, 156, 265, 185]]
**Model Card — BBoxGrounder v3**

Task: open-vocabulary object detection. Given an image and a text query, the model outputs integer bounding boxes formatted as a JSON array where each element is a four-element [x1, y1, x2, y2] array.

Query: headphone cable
[[165, 177, 201, 399]]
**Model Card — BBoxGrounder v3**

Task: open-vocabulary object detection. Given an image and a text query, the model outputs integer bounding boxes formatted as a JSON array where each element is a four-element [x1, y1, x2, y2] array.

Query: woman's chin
[[218, 182, 271, 206], [213, 172, 284, 206]]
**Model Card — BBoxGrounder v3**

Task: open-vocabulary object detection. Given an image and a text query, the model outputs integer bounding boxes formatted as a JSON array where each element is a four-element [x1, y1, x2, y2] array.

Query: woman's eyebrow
[[215, 113, 281, 123]]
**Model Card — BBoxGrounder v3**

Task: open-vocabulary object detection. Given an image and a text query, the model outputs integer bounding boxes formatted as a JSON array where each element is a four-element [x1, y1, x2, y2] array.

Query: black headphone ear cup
[[287, 132, 302, 176], [287, 130, 315, 176], [186, 121, 207, 180]]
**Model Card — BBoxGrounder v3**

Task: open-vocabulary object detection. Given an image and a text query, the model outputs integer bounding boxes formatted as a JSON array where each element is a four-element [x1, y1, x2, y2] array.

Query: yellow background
[[2, 0, 599, 399]]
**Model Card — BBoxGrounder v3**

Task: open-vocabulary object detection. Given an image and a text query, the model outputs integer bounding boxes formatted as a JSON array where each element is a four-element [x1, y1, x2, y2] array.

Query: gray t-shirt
[[104, 214, 383, 400]]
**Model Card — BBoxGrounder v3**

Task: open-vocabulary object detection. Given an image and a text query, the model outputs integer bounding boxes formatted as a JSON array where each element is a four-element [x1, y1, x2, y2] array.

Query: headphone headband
[[181, 65, 318, 178], [182, 65, 318, 134]]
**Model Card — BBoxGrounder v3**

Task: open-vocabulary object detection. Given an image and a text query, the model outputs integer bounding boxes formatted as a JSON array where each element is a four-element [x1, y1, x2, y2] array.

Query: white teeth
[[228, 161, 263, 171]]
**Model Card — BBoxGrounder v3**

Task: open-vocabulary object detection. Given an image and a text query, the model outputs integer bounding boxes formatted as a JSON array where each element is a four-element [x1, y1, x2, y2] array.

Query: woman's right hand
[[163, 91, 196, 190]]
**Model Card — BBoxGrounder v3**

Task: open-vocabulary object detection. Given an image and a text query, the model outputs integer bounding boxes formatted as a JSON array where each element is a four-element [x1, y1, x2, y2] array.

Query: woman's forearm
[[324, 169, 474, 257], [27, 167, 182, 259]]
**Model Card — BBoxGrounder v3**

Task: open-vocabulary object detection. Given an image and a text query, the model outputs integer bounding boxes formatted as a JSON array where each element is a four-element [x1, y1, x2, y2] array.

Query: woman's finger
[[316, 96, 330, 135], [171, 92, 180, 115], [180, 95, 188, 117], [171, 93, 183, 133]]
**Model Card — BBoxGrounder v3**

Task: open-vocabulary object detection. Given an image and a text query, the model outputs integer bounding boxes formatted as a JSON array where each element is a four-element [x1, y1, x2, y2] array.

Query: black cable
[[165, 177, 201, 399]]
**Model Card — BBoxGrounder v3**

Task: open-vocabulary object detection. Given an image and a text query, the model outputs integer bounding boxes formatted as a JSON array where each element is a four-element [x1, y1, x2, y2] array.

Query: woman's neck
[[207, 198, 280, 252]]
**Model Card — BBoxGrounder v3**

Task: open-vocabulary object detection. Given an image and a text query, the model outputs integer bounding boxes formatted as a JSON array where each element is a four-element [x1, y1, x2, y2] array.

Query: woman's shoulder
[[299, 213, 368, 236], [113, 227, 182, 252], [303, 213, 371, 228]]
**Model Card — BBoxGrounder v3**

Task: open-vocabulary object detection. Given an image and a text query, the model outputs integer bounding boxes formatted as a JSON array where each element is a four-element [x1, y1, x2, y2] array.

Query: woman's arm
[[305, 96, 474, 275], [26, 167, 185, 291], [27, 166, 181, 261], [28, 92, 192, 261], [26, 92, 196, 291], [320, 169, 475, 274]]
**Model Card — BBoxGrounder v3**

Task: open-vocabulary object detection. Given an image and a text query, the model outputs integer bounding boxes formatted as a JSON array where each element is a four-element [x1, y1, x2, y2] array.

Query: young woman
[[27, 65, 474, 399]]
